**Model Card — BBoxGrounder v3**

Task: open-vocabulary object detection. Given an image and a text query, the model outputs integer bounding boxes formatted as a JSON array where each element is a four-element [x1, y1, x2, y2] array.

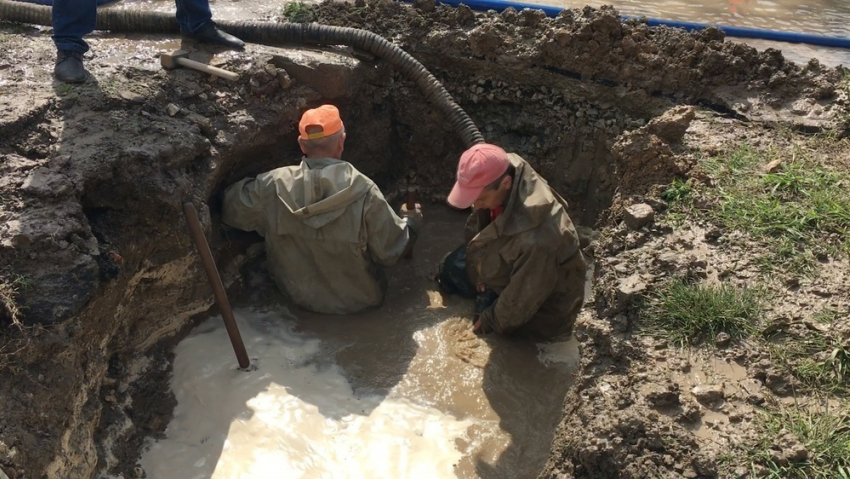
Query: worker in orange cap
[[438, 143, 586, 339], [223, 105, 422, 314]]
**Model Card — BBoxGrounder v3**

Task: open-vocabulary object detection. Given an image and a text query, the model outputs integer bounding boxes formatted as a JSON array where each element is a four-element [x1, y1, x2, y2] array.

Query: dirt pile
[[0, 1, 848, 478], [542, 116, 850, 478]]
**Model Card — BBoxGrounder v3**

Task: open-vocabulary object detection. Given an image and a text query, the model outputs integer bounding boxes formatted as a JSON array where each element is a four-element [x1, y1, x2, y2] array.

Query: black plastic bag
[[437, 244, 477, 297]]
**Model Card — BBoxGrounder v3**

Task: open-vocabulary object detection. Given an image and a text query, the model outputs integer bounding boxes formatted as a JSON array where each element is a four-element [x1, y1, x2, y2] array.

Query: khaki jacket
[[466, 154, 586, 339], [222, 158, 413, 314]]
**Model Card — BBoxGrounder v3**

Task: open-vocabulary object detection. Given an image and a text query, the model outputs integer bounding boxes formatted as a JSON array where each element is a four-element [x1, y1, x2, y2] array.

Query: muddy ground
[[1, 1, 849, 478]]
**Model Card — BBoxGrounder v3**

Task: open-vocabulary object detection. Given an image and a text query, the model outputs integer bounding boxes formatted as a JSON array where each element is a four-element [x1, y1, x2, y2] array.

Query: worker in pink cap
[[222, 105, 422, 314], [438, 143, 586, 339]]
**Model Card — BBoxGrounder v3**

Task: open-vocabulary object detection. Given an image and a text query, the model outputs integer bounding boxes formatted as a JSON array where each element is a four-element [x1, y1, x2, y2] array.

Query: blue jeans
[[52, 0, 213, 53]]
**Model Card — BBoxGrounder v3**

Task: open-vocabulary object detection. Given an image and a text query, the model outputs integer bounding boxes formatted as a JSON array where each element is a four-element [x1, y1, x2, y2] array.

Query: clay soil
[[1, 1, 849, 478]]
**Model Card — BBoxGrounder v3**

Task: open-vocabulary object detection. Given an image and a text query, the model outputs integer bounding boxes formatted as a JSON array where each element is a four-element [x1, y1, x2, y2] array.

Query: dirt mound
[[308, 0, 843, 108], [603, 105, 698, 224], [542, 117, 850, 478]]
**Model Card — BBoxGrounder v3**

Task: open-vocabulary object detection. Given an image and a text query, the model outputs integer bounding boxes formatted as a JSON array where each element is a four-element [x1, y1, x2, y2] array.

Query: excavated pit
[[1, 2, 847, 478]]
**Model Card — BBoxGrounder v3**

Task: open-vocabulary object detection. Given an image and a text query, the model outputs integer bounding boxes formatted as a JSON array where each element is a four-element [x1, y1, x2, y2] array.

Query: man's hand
[[472, 318, 485, 334], [400, 202, 423, 230], [472, 317, 494, 335]]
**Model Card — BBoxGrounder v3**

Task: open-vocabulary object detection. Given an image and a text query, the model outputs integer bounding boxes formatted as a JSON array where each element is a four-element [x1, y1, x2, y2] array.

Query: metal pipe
[[182, 202, 251, 369], [412, 0, 850, 50]]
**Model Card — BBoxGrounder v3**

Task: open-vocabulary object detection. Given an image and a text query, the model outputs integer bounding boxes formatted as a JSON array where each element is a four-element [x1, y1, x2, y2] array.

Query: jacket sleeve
[[480, 244, 560, 334], [364, 186, 414, 266], [222, 177, 268, 236]]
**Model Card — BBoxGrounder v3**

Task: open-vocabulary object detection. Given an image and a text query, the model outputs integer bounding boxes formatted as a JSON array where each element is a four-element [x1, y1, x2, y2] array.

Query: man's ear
[[501, 175, 513, 191], [298, 138, 307, 154]]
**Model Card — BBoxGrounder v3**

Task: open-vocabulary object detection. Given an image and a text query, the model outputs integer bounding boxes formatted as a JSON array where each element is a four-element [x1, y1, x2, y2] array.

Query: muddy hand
[[472, 318, 484, 334], [400, 202, 423, 230], [472, 318, 493, 335]]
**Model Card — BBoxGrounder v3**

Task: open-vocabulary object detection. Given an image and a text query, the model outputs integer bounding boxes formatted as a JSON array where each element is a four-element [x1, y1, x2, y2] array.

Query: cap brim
[[447, 182, 482, 209]]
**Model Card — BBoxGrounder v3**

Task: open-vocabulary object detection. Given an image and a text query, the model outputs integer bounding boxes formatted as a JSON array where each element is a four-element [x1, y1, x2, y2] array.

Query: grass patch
[[0, 274, 31, 328], [281, 1, 317, 22], [664, 145, 850, 275], [764, 312, 850, 393], [746, 404, 850, 479], [813, 307, 842, 326], [641, 278, 762, 347]]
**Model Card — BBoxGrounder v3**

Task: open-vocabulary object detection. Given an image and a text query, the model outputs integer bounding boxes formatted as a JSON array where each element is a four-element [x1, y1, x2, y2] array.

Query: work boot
[[187, 23, 245, 50], [54, 50, 86, 84]]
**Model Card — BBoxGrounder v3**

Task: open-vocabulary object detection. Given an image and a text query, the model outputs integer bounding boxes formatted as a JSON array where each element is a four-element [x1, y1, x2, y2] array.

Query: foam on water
[[139, 308, 475, 479]]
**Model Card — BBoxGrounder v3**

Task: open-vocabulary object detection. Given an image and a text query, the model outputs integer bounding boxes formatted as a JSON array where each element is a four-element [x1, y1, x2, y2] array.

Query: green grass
[[281, 1, 317, 22], [664, 145, 850, 275], [54, 83, 76, 96], [641, 278, 763, 348], [764, 315, 849, 393], [746, 405, 850, 479], [813, 307, 842, 326]]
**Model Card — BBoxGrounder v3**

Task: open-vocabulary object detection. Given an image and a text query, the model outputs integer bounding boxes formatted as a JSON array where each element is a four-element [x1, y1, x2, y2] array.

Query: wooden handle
[[182, 202, 251, 369], [405, 186, 417, 210], [176, 57, 240, 81]]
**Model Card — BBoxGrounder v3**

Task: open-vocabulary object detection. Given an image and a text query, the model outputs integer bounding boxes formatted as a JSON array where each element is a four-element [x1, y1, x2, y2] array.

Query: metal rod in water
[[182, 202, 251, 369], [404, 187, 417, 260]]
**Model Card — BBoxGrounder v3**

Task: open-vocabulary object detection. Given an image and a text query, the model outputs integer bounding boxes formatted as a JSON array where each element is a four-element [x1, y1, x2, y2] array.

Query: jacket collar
[[481, 154, 556, 238]]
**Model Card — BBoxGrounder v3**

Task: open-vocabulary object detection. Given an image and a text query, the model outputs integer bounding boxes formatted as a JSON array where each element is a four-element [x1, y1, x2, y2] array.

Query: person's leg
[[175, 0, 245, 49], [174, 0, 212, 36], [52, 0, 97, 83], [52, 0, 96, 54]]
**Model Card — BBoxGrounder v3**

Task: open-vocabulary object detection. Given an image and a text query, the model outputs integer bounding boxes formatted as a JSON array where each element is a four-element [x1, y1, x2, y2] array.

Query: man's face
[[472, 176, 512, 210]]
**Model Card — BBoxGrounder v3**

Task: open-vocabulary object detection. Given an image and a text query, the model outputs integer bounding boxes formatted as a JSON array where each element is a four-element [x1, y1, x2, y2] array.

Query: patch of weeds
[[661, 177, 695, 204], [670, 144, 850, 275], [641, 277, 762, 347], [746, 404, 850, 479], [765, 322, 848, 393], [0, 274, 31, 329], [660, 178, 697, 225], [281, 1, 317, 22], [55, 82, 77, 96], [813, 307, 842, 325], [830, 344, 850, 386]]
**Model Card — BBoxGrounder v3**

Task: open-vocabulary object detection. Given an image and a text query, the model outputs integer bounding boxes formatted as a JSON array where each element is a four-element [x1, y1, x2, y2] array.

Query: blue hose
[[416, 0, 850, 50]]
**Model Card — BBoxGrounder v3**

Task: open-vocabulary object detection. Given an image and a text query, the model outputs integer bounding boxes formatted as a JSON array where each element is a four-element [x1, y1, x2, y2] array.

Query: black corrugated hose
[[0, 0, 485, 147]]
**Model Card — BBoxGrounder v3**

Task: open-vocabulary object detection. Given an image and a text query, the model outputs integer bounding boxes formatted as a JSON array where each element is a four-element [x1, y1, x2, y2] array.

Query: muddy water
[[139, 207, 580, 479], [109, 0, 850, 67]]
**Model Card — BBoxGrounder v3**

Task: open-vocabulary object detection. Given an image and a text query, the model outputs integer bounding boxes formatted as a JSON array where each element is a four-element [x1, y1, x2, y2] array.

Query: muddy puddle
[[139, 207, 581, 479]]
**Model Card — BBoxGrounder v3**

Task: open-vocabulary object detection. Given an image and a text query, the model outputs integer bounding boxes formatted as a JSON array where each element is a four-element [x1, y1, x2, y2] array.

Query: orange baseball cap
[[447, 143, 510, 209], [299, 105, 343, 140]]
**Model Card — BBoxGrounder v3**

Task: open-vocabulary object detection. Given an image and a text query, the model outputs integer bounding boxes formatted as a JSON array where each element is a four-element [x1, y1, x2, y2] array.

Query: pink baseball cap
[[447, 143, 510, 209]]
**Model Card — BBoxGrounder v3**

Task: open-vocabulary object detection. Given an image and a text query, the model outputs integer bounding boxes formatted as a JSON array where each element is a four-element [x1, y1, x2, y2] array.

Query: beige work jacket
[[223, 157, 413, 314]]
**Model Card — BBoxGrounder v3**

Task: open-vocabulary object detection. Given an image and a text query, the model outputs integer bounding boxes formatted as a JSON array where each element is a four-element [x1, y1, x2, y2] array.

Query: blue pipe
[[419, 0, 850, 50]]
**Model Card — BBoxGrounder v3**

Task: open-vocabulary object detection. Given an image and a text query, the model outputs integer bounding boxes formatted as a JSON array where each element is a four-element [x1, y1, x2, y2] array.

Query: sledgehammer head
[[160, 50, 189, 70]]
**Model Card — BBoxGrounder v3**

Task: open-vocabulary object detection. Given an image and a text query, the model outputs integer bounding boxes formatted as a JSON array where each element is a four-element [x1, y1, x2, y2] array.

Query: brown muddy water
[[139, 207, 582, 479], [110, 0, 850, 67]]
